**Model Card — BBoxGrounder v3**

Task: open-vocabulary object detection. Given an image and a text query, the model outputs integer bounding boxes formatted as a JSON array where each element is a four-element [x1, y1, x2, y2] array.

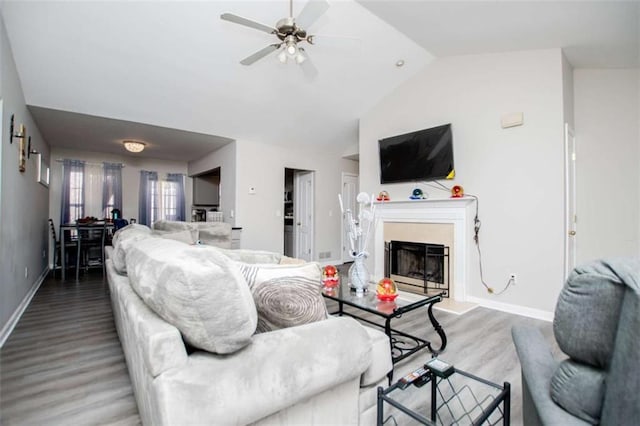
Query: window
[[149, 180, 180, 224], [68, 169, 84, 223], [139, 171, 185, 225], [61, 160, 123, 224]]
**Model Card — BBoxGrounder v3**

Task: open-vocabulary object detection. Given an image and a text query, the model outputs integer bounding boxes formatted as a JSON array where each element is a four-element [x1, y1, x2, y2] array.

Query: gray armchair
[[512, 258, 639, 425]]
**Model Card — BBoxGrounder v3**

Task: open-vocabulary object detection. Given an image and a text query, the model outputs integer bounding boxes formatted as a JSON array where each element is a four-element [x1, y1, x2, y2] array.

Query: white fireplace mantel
[[372, 197, 475, 302]]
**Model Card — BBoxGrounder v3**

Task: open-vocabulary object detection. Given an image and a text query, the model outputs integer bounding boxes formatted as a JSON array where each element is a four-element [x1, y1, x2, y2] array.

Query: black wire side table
[[377, 367, 510, 425]]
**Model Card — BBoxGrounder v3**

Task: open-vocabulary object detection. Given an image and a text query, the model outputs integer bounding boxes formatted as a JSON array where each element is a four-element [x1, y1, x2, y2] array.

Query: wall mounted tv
[[378, 123, 454, 184]]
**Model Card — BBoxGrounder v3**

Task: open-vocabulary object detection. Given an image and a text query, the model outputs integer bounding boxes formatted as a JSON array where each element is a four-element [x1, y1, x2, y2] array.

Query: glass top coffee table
[[322, 278, 447, 375]]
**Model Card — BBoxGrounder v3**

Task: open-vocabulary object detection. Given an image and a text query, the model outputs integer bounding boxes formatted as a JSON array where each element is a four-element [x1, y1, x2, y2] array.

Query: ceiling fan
[[221, 0, 333, 77]]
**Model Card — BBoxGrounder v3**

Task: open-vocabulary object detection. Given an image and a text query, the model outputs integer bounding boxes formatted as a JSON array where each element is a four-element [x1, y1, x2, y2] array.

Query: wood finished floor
[[1, 271, 559, 425], [0, 272, 140, 425]]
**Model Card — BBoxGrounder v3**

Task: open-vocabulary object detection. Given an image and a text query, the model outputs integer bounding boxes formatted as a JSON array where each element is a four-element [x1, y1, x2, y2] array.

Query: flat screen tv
[[378, 123, 454, 184]]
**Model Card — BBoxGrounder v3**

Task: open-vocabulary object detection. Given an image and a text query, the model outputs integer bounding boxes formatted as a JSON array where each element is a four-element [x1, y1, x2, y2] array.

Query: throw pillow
[[279, 255, 306, 265], [153, 229, 195, 245], [198, 223, 232, 248], [235, 262, 327, 333], [111, 224, 154, 274], [550, 359, 605, 424], [126, 239, 257, 354], [214, 247, 282, 264]]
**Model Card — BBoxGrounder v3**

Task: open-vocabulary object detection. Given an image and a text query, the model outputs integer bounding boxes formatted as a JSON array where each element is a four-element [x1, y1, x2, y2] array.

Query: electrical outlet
[[510, 273, 517, 284], [25, 267, 29, 279], [42, 250, 47, 259]]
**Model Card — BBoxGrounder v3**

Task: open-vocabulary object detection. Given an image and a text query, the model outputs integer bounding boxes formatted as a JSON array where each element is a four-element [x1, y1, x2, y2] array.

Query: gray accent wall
[[0, 16, 50, 341]]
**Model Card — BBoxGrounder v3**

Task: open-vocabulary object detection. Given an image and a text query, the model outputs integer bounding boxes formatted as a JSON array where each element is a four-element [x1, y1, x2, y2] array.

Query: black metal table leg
[[425, 301, 447, 354]]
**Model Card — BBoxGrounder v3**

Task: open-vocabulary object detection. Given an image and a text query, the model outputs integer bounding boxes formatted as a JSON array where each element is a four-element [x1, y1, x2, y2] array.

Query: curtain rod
[[55, 159, 126, 167]]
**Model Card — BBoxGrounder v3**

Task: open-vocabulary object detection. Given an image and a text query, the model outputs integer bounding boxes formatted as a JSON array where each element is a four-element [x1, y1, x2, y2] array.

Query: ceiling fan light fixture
[[286, 42, 297, 56], [295, 50, 306, 64], [278, 48, 288, 63], [123, 140, 145, 153]]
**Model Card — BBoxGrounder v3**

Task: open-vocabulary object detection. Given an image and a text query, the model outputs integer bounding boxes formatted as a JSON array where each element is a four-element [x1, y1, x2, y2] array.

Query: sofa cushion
[[126, 238, 257, 354], [551, 359, 605, 424], [111, 224, 154, 274], [554, 264, 625, 368], [235, 262, 328, 333]]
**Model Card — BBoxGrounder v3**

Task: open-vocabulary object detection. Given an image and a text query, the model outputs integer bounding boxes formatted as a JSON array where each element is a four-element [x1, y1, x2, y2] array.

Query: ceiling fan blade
[[221, 13, 276, 34], [298, 48, 318, 81], [295, 0, 330, 30], [240, 44, 281, 66]]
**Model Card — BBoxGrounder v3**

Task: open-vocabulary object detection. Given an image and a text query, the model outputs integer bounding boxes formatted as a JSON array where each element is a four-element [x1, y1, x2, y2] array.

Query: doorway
[[283, 168, 315, 261], [341, 173, 358, 263]]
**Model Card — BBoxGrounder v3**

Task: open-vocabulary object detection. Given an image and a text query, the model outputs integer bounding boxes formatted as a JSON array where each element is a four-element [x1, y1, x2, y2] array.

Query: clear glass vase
[[348, 254, 370, 294]]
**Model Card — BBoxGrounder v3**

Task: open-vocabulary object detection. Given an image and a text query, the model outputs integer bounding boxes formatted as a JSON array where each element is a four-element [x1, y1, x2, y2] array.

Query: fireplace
[[385, 240, 450, 297]]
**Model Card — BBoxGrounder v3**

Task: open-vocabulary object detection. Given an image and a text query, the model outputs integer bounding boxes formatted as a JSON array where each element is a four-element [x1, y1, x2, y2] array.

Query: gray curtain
[[166, 173, 186, 221], [61, 159, 85, 224], [102, 162, 123, 217], [138, 170, 158, 226]]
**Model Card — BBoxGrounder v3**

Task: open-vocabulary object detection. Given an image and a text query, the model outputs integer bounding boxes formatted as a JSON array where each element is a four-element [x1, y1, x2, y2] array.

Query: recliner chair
[[512, 258, 639, 425]]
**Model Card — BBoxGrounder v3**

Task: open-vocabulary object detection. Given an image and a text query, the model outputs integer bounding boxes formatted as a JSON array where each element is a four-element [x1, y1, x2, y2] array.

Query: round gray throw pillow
[[234, 261, 328, 333], [553, 262, 625, 368]]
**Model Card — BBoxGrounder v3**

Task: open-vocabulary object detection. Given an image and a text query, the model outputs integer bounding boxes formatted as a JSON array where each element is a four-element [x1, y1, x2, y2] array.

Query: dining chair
[[48, 219, 77, 278], [75, 222, 107, 280]]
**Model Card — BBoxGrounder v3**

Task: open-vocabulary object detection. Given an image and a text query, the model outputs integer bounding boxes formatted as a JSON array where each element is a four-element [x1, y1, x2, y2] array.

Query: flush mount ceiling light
[[123, 140, 145, 153]]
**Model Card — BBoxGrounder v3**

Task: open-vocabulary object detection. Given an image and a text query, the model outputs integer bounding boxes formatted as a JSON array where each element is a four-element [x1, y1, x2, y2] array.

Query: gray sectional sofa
[[106, 223, 392, 425]]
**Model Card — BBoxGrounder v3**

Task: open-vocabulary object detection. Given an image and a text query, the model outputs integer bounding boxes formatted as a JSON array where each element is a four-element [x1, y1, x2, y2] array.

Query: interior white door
[[294, 171, 314, 261], [564, 123, 577, 279], [341, 173, 358, 262]]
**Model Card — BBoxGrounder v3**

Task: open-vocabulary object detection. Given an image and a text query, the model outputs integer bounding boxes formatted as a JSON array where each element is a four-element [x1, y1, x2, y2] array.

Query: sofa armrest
[[153, 316, 372, 425], [360, 326, 392, 386], [512, 325, 588, 426]]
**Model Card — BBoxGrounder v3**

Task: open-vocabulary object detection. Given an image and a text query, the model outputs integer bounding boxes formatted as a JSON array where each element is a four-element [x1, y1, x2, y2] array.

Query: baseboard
[[465, 295, 554, 322], [0, 268, 48, 348]]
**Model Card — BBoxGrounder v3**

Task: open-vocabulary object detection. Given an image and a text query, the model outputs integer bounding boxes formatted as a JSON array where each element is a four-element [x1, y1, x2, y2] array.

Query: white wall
[[49, 147, 191, 230], [188, 142, 236, 227], [360, 49, 567, 315], [573, 69, 640, 261], [0, 16, 50, 339], [234, 140, 358, 259]]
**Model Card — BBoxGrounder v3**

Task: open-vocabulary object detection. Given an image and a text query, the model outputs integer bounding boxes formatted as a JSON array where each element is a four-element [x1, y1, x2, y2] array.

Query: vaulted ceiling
[[1, 1, 637, 161]]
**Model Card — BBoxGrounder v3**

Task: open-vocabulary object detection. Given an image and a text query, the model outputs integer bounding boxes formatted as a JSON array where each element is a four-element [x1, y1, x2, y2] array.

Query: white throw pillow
[[126, 239, 257, 354], [154, 229, 195, 245], [111, 224, 154, 274], [235, 261, 328, 333]]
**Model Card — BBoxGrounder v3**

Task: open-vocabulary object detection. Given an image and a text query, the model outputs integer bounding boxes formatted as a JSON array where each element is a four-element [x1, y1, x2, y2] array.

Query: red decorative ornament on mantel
[[451, 185, 464, 198]]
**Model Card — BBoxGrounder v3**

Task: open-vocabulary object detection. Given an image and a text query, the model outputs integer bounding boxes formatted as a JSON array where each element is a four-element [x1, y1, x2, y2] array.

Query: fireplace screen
[[385, 240, 449, 297]]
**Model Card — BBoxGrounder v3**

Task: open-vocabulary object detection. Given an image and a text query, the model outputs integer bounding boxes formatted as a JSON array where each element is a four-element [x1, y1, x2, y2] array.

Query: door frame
[[341, 172, 358, 263], [294, 170, 315, 261], [564, 123, 577, 279]]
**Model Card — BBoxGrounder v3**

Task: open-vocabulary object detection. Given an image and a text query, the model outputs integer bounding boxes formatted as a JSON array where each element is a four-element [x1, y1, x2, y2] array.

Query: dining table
[[60, 221, 114, 281]]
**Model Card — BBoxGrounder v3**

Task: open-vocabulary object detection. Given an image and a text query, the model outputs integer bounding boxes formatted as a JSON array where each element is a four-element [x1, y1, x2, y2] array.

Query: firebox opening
[[385, 240, 450, 297]]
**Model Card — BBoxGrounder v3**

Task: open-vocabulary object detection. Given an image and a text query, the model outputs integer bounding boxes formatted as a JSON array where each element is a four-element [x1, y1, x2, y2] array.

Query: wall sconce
[[9, 114, 26, 144], [27, 136, 39, 159]]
